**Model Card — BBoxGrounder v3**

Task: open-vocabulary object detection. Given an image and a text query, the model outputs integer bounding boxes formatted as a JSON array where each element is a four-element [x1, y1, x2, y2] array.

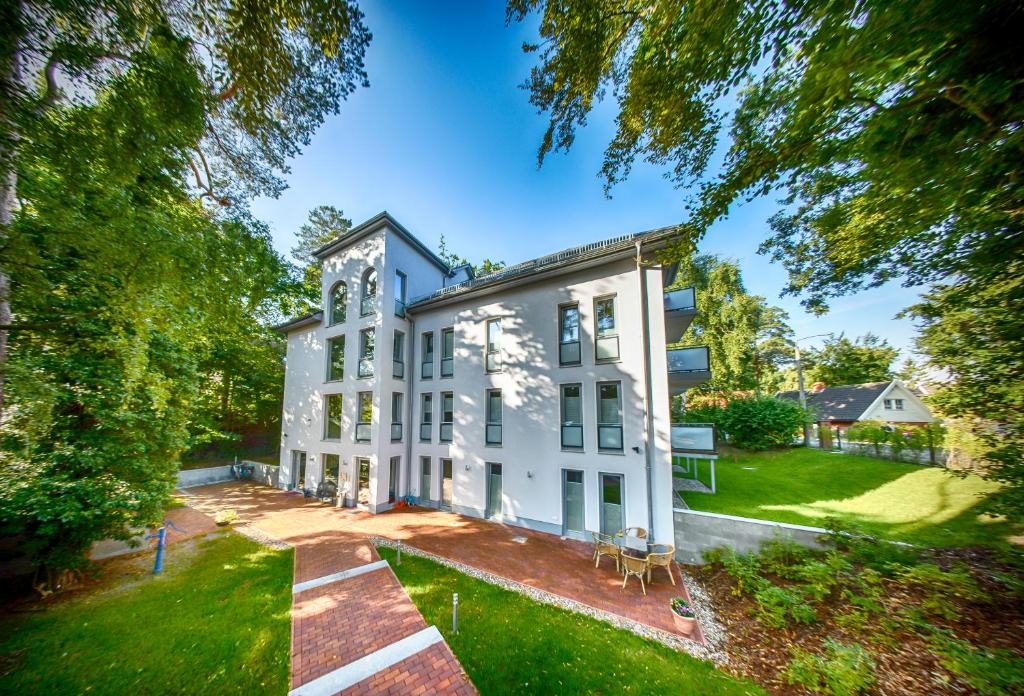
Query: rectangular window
[[884, 399, 892, 409], [594, 295, 620, 361], [559, 304, 581, 366], [322, 454, 340, 487], [394, 270, 407, 317], [420, 456, 432, 501], [560, 384, 583, 449], [420, 393, 433, 442], [355, 391, 372, 442], [421, 332, 434, 379], [485, 319, 502, 373], [894, 398, 905, 410], [358, 328, 375, 378], [485, 389, 502, 445], [327, 335, 345, 381], [393, 330, 405, 379], [389, 456, 400, 503], [324, 394, 343, 440], [441, 328, 454, 377], [391, 392, 403, 442], [597, 381, 623, 451], [440, 391, 454, 442]]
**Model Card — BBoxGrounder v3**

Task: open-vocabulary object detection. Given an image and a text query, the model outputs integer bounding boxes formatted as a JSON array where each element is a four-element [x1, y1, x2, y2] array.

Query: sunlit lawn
[[0, 534, 293, 694], [681, 447, 1015, 548], [377, 546, 764, 696]]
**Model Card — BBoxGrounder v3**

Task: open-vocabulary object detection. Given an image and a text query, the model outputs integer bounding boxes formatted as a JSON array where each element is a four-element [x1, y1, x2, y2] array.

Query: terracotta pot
[[672, 609, 697, 637]]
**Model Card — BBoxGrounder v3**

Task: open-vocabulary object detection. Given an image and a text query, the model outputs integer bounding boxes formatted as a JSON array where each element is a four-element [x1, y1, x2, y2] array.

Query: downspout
[[635, 241, 656, 537], [404, 315, 416, 499]]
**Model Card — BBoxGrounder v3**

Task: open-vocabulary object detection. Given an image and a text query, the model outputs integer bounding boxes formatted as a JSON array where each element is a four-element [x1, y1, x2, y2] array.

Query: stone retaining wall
[[177, 465, 234, 488], [673, 508, 828, 565]]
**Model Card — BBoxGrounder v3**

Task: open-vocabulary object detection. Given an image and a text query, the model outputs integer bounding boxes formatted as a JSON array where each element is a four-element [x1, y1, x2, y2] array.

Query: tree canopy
[[803, 333, 898, 387], [291, 205, 353, 305]]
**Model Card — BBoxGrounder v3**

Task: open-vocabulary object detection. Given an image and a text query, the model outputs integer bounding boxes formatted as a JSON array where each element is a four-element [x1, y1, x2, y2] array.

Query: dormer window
[[360, 268, 377, 316], [329, 282, 347, 325]]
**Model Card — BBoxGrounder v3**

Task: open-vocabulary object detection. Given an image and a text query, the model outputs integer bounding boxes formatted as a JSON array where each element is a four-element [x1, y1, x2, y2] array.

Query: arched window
[[360, 268, 377, 316], [329, 282, 347, 325]]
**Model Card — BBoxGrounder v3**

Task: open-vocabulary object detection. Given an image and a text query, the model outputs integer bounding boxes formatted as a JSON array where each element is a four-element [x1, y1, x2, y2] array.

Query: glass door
[[441, 458, 453, 510], [562, 469, 585, 538], [292, 450, 307, 491], [357, 458, 370, 506], [420, 457, 431, 502], [599, 473, 624, 536], [388, 456, 400, 503], [485, 463, 502, 520]]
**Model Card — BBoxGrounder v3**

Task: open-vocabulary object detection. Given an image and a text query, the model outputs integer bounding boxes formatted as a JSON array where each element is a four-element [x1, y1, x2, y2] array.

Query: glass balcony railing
[[664, 286, 696, 312], [671, 423, 716, 453], [391, 423, 403, 442], [667, 346, 710, 373], [419, 422, 431, 442], [355, 423, 371, 442]]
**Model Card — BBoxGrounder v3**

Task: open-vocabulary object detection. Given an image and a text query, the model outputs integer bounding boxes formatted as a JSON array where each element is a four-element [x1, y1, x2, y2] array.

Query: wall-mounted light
[[464, 464, 471, 471], [632, 445, 642, 454], [527, 471, 534, 479]]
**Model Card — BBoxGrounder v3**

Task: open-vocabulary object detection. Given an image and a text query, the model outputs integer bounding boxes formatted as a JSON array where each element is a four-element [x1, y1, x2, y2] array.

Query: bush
[[785, 640, 876, 695], [754, 585, 817, 628], [929, 633, 1024, 696], [689, 397, 805, 450], [894, 562, 985, 619]]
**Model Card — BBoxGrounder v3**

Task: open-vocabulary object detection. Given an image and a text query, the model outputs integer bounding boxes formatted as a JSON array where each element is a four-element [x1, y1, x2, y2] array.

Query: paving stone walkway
[[186, 484, 475, 696]]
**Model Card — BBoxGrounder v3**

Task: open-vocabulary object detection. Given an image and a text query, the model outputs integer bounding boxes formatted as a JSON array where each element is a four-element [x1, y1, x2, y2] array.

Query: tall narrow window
[[420, 457, 432, 501], [440, 391, 454, 442], [358, 328, 375, 378], [329, 282, 347, 325], [559, 304, 581, 366], [485, 319, 502, 373], [485, 389, 502, 445], [560, 384, 583, 449], [594, 295, 620, 361], [441, 328, 455, 377], [324, 394, 343, 440], [391, 392, 403, 442], [388, 456, 400, 503], [597, 382, 623, 451], [420, 393, 433, 442], [327, 335, 345, 381], [393, 330, 405, 378], [394, 270, 407, 317], [421, 332, 434, 379], [360, 268, 377, 316], [355, 392, 372, 442]]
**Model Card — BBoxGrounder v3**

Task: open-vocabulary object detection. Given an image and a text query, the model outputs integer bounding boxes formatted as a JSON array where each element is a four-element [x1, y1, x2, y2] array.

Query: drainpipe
[[404, 316, 416, 500], [635, 241, 656, 537]]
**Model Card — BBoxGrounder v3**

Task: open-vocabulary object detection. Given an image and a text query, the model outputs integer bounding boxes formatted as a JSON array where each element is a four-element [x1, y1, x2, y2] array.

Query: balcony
[[671, 423, 716, 454], [355, 423, 371, 442], [663, 287, 697, 343], [667, 345, 711, 392]]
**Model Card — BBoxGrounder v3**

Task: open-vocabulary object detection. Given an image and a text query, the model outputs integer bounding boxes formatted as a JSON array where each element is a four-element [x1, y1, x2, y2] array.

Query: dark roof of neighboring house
[[407, 224, 680, 308], [272, 311, 323, 333], [777, 381, 890, 421]]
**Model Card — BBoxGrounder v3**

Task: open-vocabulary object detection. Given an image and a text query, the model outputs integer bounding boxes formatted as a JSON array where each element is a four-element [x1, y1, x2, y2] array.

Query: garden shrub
[[754, 585, 817, 628], [799, 553, 852, 602], [928, 633, 1024, 696], [703, 396, 805, 450], [721, 550, 767, 596], [785, 640, 876, 695], [894, 562, 985, 619], [759, 538, 812, 579]]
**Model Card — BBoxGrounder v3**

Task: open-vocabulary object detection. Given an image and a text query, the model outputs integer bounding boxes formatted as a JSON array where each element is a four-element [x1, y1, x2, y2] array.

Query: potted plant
[[670, 597, 697, 636]]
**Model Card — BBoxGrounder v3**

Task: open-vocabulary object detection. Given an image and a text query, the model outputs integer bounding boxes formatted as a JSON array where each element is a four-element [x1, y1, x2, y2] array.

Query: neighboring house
[[273, 211, 713, 544], [778, 379, 935, 431]]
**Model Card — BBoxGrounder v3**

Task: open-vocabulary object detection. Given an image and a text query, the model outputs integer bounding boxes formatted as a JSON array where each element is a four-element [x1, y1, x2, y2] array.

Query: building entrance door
[[562, 469, 585, 539], [600, 473, 624, 536], [357, 458, 370, 507], [441, 458, 453, 510]]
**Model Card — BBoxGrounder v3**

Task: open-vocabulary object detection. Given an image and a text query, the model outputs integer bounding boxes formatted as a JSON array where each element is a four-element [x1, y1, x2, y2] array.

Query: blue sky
[[251, 0, 922, 358]]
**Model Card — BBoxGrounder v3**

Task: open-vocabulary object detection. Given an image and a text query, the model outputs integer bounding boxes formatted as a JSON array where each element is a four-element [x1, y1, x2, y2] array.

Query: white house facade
[[275, 212, 713, 544]]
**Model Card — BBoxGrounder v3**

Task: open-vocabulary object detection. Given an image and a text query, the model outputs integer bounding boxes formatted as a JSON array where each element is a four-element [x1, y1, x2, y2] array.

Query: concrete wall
[[177, 465, 233, 488], [245, 461, 280, 487], [673, 508, 828, 564]]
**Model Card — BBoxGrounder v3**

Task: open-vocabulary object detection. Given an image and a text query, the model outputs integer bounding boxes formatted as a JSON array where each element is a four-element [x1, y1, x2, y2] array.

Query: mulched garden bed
[[694, 546, 1024, 695]]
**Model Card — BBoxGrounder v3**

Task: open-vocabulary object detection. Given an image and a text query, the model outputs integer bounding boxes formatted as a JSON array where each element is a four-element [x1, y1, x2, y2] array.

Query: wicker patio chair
[[621, 553, 648, 595], [646, 546, 676, 585], [615, 526, 648, 540], [593, 532, 621, 571]]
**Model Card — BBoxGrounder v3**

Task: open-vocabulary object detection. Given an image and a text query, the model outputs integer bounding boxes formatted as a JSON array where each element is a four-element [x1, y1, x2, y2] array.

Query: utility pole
[[794, 334, 831, 447]]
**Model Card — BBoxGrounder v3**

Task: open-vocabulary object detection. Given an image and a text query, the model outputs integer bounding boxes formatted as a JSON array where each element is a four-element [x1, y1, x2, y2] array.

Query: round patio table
[[616, 539, 672, 560]]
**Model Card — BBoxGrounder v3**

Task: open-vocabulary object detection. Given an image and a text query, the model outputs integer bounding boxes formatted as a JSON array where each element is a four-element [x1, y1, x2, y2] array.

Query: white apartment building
[[275, 212, 714, 544]]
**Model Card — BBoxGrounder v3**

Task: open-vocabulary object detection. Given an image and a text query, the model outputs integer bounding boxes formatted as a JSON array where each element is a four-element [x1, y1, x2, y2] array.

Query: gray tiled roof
[[407, 224, 679, 308], [777, 381, 890, 421]]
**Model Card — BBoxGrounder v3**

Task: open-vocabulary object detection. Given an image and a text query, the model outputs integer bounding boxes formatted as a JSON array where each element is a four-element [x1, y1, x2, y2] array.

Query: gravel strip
[[371, 536, 728, 665], [679, 569, 728, 657], [231, 522, 291, 550]]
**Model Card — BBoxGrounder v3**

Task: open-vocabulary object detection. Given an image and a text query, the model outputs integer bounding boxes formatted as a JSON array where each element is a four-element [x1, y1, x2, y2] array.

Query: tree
[[803, 333, 898, 387], [669, 254, 792, 395], [508, 0, 1024, 517], [438, 234, 506, 276], [291, 205, 353, 304], [1, 0, 372, 414]]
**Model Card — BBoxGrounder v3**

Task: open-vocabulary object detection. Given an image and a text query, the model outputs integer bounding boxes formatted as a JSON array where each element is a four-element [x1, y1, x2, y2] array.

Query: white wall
[[860, 383, 934, 423]]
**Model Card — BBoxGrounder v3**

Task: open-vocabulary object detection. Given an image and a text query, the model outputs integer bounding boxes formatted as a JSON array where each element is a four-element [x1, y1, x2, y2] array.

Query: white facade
[[277, 213, 708, 544], [859, 381, 934, 424]]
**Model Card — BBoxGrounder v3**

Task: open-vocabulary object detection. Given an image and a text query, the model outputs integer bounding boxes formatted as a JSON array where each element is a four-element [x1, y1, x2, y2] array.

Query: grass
[[0, 533, 293, 694], [681, 447, 1016, 548], [376, 546, 764, 696]]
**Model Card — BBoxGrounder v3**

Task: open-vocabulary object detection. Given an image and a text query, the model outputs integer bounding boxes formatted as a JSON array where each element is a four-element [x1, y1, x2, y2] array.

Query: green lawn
[[376, 546, 764, 696], [681, 447, 1016, 548], [0, 533, 293, 694]]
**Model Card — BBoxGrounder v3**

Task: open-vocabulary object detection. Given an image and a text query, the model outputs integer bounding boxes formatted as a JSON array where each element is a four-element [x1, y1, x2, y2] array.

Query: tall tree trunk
[[0, 2, 22, 421]]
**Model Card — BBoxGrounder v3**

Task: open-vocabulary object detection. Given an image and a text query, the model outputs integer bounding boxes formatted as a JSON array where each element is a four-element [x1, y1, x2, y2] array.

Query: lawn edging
[[370, 536, 728, 666]]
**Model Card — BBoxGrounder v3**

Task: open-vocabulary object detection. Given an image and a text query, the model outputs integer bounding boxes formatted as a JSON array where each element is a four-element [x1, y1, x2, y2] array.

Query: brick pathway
[[186, 482, 702, 645], [186, 484, 475, 696]]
